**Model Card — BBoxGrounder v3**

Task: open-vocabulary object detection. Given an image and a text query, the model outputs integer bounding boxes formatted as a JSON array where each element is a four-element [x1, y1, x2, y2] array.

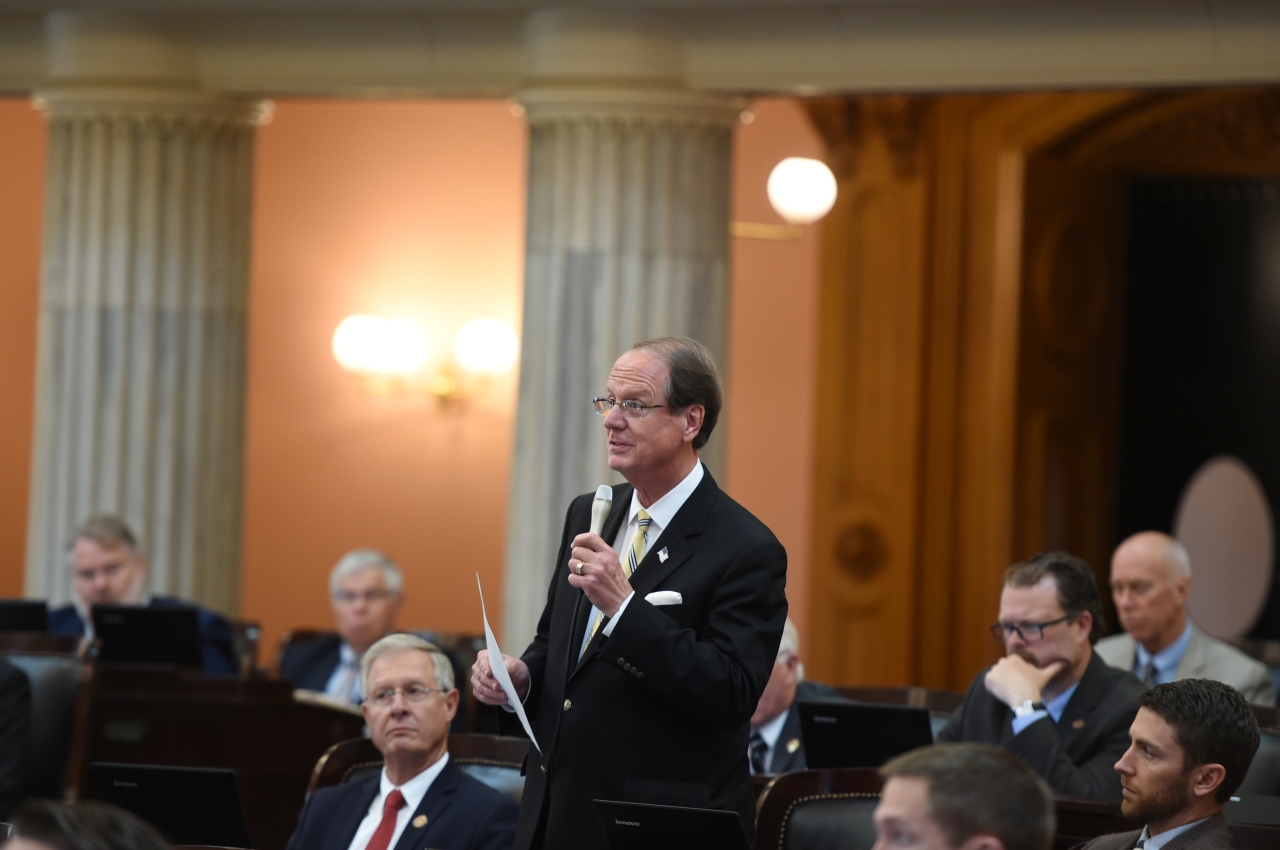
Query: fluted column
[[503, 10, 740, 647], [25, 12, 266, 612]]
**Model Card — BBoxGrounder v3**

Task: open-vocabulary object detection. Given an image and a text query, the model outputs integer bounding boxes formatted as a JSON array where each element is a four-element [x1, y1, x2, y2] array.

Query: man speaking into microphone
[[472, 336, 788, 850]]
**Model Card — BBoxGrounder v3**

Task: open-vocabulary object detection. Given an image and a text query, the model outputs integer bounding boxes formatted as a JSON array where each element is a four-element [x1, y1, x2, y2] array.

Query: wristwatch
[[1012, 699, 1045, 719]]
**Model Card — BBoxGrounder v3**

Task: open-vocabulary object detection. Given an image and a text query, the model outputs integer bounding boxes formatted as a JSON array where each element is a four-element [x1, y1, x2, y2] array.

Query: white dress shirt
[[345, 754, 450, 850], [579, 461, 705, 655], [749, 708, 790, 773], [324, 642, 363, 703], [1133, 816, 1209, 850]]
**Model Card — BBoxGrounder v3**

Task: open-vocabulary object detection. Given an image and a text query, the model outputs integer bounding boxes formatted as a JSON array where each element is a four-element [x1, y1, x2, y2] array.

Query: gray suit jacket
[[1080, 814, 1231, 850], [1096, 624, 1275, 706]]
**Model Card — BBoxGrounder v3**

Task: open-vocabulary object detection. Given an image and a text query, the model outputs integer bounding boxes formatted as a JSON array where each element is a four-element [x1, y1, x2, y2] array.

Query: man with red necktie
[[286, 634, 518, 850]]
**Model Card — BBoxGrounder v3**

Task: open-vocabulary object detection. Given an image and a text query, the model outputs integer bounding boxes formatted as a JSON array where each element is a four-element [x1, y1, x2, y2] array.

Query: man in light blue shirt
[[1080, 679, 1260, 850]]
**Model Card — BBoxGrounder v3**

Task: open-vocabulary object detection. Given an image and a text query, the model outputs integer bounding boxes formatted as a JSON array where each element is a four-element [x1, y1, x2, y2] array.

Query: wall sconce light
[[731, 156, 839, 241], [332, 314, 519, 407]]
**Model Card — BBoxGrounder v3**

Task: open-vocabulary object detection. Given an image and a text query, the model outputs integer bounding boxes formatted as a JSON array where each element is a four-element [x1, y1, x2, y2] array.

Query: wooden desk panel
[[82, 666, 366, 850]]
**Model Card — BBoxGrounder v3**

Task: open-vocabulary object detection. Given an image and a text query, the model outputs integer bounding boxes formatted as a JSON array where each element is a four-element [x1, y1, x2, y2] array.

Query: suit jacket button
[[617, 657, 625, 665], [636, 672, 644, 679], [563, 699, 572, 712]]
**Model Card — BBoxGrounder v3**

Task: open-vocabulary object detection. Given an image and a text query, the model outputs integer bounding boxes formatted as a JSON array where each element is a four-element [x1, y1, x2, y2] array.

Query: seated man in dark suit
[[749, 617, 842, 775], [1082, 679, 1259, 850], [48, 514, 236, 675], [937, 551, 1145, 799], [278, 549, 405, 704], [286, 634, 518, 850], [0, 658, 31, 820]]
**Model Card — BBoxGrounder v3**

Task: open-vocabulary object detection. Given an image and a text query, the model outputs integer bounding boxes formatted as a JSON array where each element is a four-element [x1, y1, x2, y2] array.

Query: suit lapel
[[569, 487, 633, 677], [332, 777, 380, 850], [1056, 654, 1110, 750], [1175, 626, 1208, 680], [390, 759, 458, 850]]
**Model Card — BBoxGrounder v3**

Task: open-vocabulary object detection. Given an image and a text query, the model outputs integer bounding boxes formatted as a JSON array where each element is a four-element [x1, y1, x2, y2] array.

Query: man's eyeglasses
[[365, 684, 443, 708], [592, 397, 669, 419], [332, 589, 394, 605], [989, 614, 1078, 643]]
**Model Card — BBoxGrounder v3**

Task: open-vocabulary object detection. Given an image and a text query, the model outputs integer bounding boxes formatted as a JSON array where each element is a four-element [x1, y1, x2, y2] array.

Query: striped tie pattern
[[582, 510, 651, 656]]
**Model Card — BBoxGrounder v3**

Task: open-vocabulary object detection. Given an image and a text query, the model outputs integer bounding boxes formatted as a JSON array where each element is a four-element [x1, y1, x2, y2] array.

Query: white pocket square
[[645, 591, 682, 606]]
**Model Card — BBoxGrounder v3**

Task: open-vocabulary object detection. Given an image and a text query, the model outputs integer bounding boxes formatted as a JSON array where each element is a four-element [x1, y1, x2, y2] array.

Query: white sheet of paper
[[476, 573, 540, 753]]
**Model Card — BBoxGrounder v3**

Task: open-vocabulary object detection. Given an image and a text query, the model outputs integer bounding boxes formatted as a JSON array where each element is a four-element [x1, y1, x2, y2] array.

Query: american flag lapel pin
[[658, 547, 669, 563]]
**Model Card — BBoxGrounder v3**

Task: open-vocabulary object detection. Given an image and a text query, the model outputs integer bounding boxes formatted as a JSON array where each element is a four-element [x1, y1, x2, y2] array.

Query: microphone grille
[[595, 485, 613, 502]]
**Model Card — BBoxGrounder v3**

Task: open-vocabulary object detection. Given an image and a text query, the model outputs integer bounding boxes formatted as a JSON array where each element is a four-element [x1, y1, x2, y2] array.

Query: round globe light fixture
[[332, 315, 430, 376], [454, 318, 519, 375], [766, 157, 838, 225]]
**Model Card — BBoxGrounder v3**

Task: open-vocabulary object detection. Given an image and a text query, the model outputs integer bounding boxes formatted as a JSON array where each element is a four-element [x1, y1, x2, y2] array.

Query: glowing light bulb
[[332, 315, 430, 376], [454, 318, 519, 375], [766, 157, 838, 225]]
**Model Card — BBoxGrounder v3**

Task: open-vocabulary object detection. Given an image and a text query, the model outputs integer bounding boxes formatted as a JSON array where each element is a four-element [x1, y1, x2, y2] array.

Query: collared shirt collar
[[1135, 815, 1210, 850], [1044, 679, 1080, 723], [1135, 621, 1193, 683], [628, 460, 704, 531], [339, 642, 358, 665], [754, 705, 790, 751]]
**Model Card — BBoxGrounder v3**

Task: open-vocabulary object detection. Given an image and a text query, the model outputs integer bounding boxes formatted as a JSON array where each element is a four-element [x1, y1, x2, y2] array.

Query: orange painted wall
[[0, 99, 43, 599], [240, 100, 528, 660], [725, 99, 823, 651]]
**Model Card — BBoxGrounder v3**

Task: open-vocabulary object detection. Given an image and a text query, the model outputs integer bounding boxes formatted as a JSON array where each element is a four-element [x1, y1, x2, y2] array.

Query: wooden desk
[[80, 665, 366, 850]]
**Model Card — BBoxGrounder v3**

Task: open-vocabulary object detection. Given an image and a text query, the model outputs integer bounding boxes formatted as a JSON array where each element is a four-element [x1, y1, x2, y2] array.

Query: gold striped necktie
[[582, 510, 651, 656]]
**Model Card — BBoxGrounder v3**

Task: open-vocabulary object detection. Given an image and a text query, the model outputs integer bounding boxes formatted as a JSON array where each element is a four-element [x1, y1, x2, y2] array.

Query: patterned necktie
[[748, 731, 769, 775], [363, 789, 405, 850], [581, 510, 652, 657], [1140, 658, 1157, 688]]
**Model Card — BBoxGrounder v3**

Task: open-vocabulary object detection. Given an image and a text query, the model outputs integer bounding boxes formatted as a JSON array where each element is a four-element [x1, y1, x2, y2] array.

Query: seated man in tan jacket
[[1096, 532, 1274, 706]]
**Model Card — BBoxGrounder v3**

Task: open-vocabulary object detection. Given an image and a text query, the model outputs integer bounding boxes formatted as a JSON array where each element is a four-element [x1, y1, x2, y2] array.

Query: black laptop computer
[[85, 762, 252, 848], [594, 800, 751, 850], [91, 605, 203, 667], [799, 700, 935, 769], [0, 599, 48, 632]]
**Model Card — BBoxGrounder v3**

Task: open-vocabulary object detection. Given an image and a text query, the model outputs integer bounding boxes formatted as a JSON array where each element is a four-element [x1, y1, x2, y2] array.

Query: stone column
[[503, 10, 740, 648], [25, 12, 266, 613]]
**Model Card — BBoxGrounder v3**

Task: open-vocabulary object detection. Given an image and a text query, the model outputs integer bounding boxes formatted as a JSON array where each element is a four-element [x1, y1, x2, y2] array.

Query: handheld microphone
[[590, 485, 613, 537]]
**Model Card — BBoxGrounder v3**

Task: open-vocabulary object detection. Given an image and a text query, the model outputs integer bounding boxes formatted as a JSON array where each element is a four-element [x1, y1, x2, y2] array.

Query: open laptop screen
[[91, 605, 202, 667], [799, 700, 935, 769], [85, 762, 252, 848]]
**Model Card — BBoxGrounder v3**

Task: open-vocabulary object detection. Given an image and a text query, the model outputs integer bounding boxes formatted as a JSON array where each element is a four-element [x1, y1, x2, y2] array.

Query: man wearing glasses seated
[[286, 634, 518, 850], [279, 549, 406, 704], [936, 551, 1145, 799]]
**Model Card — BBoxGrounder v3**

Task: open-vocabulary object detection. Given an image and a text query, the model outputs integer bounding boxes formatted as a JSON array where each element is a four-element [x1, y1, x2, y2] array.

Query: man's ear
[[1190, 763, 1227, 799], [1074, 610, 1094, 644], [680, 404, 705, 444]]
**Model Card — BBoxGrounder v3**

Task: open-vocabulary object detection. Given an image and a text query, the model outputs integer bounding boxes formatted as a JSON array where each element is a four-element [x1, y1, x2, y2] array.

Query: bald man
[[1096, 532, 1275, 705]]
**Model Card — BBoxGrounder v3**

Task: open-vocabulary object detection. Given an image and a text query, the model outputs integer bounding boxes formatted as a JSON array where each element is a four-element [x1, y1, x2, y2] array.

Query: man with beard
[[1081, 679, 1259, 850], [937, 551, 1145, 798]]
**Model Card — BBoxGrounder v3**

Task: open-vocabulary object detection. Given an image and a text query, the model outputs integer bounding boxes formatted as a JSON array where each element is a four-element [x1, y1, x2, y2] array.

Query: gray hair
[[67, 514, 139, 554], [776, 617, 805, 682], [631, 336, 723, 450], [360, 633, 455, 696], [330, 548, 403, 595], [1165, 538, 1192, 579]]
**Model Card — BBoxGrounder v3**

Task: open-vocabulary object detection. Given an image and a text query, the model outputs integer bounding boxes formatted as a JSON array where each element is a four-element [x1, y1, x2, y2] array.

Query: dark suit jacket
[[0, 659, 30, 820], [278, 632, 344, 692], [937, 651, 1144, 798], [284, 755, 519, 850], [513, 469, 789, 850], [760, 680, 843, 774], [1080, 814, 1231, 850], [49, 595, 237, 676]]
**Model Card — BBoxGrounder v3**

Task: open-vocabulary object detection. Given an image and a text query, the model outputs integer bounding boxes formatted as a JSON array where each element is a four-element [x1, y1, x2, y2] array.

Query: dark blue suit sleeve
[[197, 609, 239, 676], [469, 796, 519, 850]]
